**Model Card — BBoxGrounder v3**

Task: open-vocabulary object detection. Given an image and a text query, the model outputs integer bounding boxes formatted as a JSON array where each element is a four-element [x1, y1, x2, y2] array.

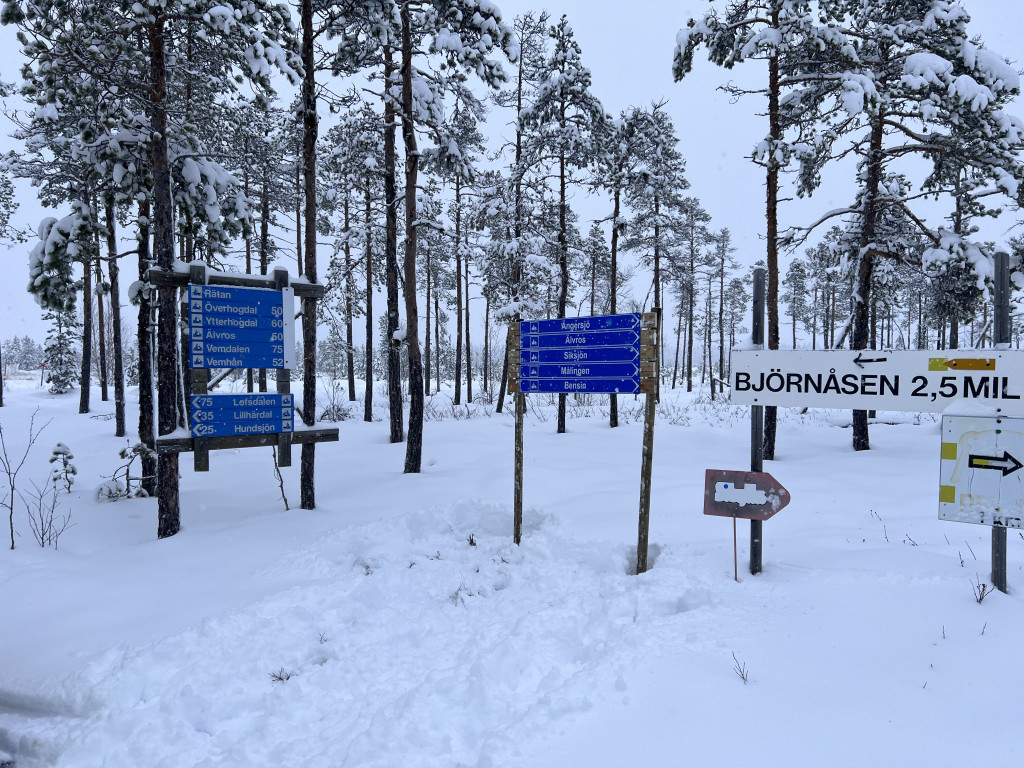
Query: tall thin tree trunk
[[244, 155, 254, 394], [763, 31, 782, 460], [79, 235, 93, 414], [258, 174, 271, 393], [609, 188, 620, 427], [686, 254, 695, 392], [104, 200, 126, 437], [96, 260, 109, 403], [345, 198, 356, 402], [465, 244, 472, 403], [364, 181, 374, 422], [295, 138, 303, 276], [300, 0, 318, 509], [653, 194, 662, 401], [557, 145, 569, 433], [672, 306, 683, 389], [851, 111, 886, 451], [454, 178, 463, 405], [400, 4, 425, 473], [384, 46, 403, 443], [425, 244, 432, 396], [150, 19, 180, 537], [434, 290, 441, 393], [483, 296, 490, 394], [137, 199, 156, 495]]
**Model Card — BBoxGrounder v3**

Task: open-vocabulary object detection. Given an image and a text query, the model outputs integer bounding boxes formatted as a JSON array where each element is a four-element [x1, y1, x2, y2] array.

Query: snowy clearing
[[1, 379, 1021, 767]]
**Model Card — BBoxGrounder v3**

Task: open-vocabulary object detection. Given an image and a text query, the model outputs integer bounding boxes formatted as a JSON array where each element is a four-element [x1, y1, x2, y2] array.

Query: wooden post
[[189, 264, 210, 472], [636, 310, 659, 575], [275, 268, 293, 468], [507, 325, 523, 544], [993, 251, 1009, 593], [750, 268, 765, 575]]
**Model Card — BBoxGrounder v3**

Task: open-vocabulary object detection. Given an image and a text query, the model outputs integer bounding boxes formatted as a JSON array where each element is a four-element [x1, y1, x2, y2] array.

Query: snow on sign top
[[730, 349, 1024, 413]]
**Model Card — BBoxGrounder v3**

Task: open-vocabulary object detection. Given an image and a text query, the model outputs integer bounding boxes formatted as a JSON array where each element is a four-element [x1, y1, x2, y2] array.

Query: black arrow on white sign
[[853, 352, 889, 369], [968, 450, 1024, 476]]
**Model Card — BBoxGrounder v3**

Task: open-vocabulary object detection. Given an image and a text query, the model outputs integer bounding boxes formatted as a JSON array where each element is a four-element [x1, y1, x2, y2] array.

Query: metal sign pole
[[993, 251, 1010, 593], [750, 268, 766, 575]]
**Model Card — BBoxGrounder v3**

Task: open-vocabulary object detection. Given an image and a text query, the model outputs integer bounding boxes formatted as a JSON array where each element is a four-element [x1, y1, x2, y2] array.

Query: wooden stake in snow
[[507, 311, 659, 568]]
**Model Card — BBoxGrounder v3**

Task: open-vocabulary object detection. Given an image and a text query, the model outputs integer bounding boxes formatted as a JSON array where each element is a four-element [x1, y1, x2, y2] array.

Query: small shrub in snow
[[269, 668, 292, 683], [24, 478, 72, 549], [0, 408, 50, 550], [318, 380, 353, 422], [95, 442, 154, 501], [48, 442, 76, 493], [732, 652, 749, 684], [971, 574, 993, 604]]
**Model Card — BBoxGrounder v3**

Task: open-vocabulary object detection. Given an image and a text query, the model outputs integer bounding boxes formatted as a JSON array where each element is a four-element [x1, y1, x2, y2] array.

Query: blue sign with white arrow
[[521, 313, 641, 335], [520, 362, 640, 379], [521, 329, 640, 349], [190, 393, 294, 437], [517, 313, 647, 395], [520, 346, 641, 364], [520, 378, 641, 394]]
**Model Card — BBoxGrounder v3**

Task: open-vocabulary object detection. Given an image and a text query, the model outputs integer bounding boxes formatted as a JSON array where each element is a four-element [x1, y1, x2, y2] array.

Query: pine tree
[[790, 1, 1024, 447], [782, 257, 810, 348], [592, 105, 651, 425], [491, 11, 549, 413], [394, 0, 516, 471], [520, 14, 604, 433], [676, 0, 852, 455]]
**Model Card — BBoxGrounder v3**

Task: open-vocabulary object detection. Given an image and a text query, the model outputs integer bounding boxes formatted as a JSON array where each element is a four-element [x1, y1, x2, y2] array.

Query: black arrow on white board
[[853, 352, 889, 369], [968, 450, 1024, 476]]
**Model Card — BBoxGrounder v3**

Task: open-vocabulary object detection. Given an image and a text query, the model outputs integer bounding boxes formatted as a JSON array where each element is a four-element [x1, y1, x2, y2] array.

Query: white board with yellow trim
[[939, 415, 1024, 528]]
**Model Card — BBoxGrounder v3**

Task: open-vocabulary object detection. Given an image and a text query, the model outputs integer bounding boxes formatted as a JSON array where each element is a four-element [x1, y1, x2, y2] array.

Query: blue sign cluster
[[190, 393, 294, 438], [519, 314, 644, 394], [189, 284, 294, 370]]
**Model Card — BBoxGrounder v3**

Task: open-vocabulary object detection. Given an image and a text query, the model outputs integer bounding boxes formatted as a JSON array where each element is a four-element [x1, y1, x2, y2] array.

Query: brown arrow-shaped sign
[[704, 469, 791, 521]]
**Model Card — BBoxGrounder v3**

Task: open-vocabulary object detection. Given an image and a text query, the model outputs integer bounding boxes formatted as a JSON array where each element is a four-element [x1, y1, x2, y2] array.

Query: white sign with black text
[[730, 350, 1024, 412]]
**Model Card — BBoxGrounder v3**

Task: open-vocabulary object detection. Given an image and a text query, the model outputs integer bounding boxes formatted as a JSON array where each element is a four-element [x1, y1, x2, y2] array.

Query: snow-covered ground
[[1, 377, 1021, 767]]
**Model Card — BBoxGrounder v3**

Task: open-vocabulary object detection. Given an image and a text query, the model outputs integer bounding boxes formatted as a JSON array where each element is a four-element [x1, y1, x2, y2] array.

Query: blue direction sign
[[189, 284, 295, 369], [520, 377, 640, 394], [192, 352, 291, 369], [521, 362, 640, 379], [189, 313, 286, 330], [190, 326, 288, 344], [189, 284, 288, 316], [521, 329, 640, 350], [521, 314, 641, 335], [517, 313, 647, 395], [520, 345, 640, 364], [190, 393, 294, 438]]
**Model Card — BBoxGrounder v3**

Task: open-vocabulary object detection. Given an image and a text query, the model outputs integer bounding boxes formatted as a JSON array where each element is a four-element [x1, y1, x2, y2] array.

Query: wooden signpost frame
[[508, 311, 660, 575], [152, 264, 338, 465]]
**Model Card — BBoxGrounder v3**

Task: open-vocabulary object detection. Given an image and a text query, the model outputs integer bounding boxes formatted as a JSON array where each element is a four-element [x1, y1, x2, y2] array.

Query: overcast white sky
[[2, 1, 1024, 342]]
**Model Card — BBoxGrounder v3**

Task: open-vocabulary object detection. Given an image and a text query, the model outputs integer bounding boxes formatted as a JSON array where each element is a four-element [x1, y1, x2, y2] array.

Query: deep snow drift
[[1, 377, 1021, 767]]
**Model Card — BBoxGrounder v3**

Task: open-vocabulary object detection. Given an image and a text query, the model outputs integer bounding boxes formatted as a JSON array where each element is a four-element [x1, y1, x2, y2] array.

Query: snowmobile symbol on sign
[[703, 469, 791, 521]]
